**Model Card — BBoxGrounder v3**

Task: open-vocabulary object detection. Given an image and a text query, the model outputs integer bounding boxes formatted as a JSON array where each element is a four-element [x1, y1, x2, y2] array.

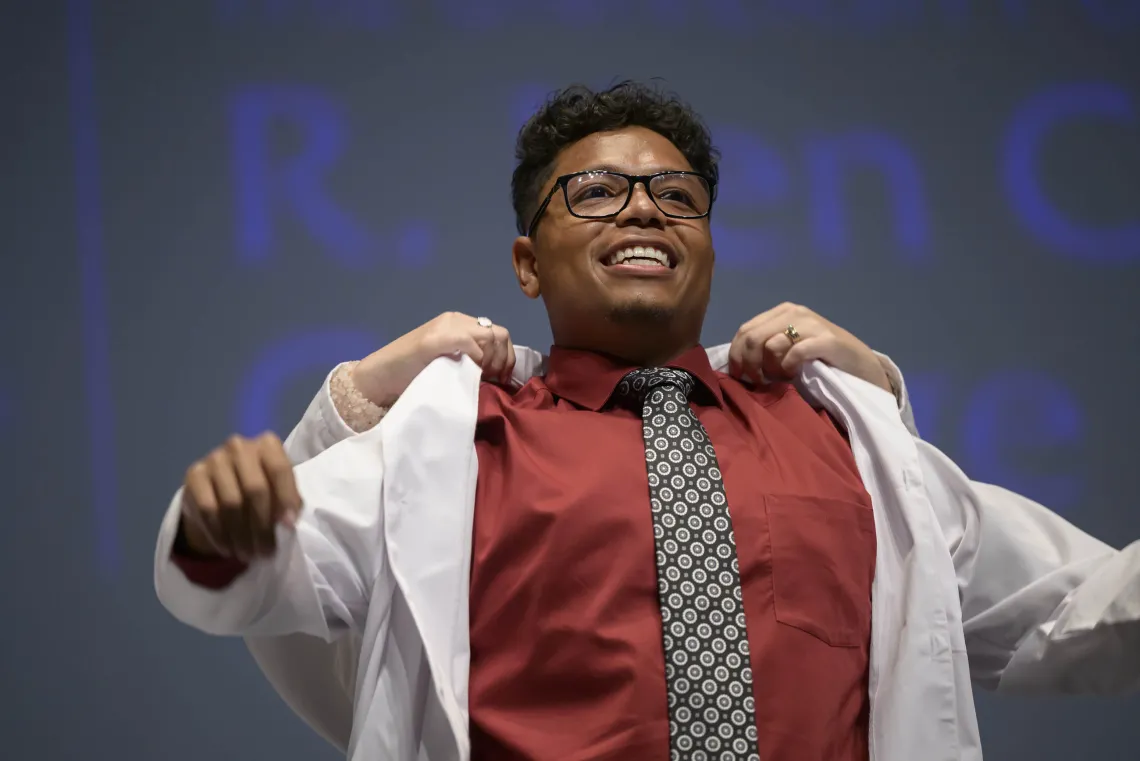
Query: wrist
[[331, 362, 392, 433], [349, 360, 402, 408], [175, 515, 221, 558]]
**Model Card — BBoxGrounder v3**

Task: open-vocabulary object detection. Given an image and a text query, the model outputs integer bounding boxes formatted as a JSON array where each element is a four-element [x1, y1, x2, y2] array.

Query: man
[[155, 82, 1140, 760]]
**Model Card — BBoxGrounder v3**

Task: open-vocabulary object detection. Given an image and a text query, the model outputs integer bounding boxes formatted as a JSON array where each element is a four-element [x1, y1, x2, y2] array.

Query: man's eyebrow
[[573, 165, 685, 175]]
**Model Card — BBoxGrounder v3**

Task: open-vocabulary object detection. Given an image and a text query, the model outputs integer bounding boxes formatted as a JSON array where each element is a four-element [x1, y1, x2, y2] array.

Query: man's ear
[[512, 236, 541, 299]]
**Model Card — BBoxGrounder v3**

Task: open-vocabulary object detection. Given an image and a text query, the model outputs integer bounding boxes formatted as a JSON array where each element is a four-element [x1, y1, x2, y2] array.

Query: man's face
[[512, 126, 715, 355]]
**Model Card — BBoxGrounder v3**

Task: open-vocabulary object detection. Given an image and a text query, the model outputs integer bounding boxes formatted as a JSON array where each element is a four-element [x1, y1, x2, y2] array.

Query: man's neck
[[549, 308, 705, 367], [553, 336, 699, 368]]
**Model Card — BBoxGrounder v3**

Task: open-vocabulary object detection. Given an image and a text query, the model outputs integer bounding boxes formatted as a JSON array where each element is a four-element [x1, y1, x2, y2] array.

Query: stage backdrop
[[2, 1, 1138, 758]]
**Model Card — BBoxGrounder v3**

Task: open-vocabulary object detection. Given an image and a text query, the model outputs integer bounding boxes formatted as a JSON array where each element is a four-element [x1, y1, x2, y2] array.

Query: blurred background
[[1, 1, 1138, 758]]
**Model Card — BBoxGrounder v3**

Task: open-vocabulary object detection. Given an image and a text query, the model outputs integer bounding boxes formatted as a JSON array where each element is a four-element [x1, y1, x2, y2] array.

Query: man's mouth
[[603, 246, 674, 269]]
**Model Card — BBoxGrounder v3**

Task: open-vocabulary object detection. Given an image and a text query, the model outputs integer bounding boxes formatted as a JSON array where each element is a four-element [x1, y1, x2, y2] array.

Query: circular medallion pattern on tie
[[618, 368, 761, 761]]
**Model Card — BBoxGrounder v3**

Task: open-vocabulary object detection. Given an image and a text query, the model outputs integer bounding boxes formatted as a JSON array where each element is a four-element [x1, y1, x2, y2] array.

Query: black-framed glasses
[[523, 170, 716, 236]]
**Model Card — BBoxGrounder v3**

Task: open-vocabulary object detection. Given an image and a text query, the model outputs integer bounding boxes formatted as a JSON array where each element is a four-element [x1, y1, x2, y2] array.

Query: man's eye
[[580, 185, 615, 199], [659, 189, 693, 203]]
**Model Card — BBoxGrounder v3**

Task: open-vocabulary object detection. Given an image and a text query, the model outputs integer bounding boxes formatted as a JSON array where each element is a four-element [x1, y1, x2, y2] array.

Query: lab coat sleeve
[[154, 421, 388, 640], [253, 364, 372, 751], [918, 440, 1140, 694], [281, 363, 363, 463]]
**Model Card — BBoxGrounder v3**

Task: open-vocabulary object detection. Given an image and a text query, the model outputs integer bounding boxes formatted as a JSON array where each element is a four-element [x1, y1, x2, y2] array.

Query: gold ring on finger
[[784, 324, 802, 344]]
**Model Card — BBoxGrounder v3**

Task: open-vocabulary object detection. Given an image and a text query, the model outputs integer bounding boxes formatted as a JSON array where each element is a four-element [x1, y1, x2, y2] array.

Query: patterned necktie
[[617, 368, 761, 761]]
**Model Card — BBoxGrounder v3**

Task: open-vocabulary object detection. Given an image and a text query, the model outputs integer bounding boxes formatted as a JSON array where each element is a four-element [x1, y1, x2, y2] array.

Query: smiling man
[[512, 126, 717, 369], [155, 82, 1140, 761]]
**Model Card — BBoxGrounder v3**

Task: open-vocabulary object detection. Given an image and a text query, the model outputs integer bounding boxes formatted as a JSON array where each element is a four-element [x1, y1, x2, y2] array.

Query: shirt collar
[[542, 345, 725, 411]]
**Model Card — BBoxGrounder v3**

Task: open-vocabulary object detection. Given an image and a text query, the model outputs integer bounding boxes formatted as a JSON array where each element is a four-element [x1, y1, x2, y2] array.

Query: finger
[[756, 321, 822, 379], [472, 317, 496, 349], [183, 462, 226, 555], [727, 355, 744, 381], [481, 325, 506, 381], [258, 433, 301, 530], [750, 313, 819, 353], [229, 436, 274, 557], [492, 328, 512, 384], [209, 451, 255, 561], [731, 305, 801, 382], [760, 333, 795, 381], [456, 333, 485, 365], [502, 338, 516, 385], [737, 302, 797, 336], [733, 330, 770, 384], [727, 330, 753, 380], [727, 336, 743, 379], [471, 318, 499, 379], [729, 337, 765, 383], [780, 336, 832, 376]]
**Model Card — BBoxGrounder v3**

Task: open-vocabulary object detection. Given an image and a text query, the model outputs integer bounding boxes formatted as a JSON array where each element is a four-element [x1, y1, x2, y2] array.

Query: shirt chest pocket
[[765, 494, 876, 648]]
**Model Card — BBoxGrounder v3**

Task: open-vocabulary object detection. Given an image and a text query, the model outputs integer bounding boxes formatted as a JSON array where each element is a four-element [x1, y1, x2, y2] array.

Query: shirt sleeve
[[169, 520, 249, 589]]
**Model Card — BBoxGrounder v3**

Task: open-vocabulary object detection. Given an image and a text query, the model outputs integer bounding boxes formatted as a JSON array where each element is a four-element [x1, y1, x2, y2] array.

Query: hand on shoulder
[[351, 312, 516, 406], [727, 303, 893, 394]]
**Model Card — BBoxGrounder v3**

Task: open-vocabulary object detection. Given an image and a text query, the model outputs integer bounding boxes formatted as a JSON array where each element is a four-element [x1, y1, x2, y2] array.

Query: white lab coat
[[154, 345, 1140, 761]]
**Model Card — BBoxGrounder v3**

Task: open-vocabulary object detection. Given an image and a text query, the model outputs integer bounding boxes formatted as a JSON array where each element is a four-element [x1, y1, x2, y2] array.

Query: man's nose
[[617, 181, 665, 226]]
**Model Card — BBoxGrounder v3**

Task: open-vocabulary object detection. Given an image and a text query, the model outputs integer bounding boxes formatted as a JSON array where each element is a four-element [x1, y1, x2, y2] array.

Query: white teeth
[[605, 246, 670, 267]]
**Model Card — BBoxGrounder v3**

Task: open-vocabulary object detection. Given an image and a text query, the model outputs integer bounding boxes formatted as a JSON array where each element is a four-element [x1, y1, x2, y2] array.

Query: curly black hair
[[511, 81, 720, 235]]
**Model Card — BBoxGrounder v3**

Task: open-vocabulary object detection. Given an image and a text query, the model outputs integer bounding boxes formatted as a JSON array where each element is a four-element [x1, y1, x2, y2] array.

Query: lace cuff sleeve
[[328, 361, 389, 433]]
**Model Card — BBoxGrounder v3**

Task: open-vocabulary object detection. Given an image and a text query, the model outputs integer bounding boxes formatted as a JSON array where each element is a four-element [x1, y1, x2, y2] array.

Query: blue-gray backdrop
[[2, 1, 1139, 759]]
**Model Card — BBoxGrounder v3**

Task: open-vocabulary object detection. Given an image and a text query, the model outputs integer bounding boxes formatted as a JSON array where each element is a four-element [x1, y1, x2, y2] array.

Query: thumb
[[455, 335, 485, 365]]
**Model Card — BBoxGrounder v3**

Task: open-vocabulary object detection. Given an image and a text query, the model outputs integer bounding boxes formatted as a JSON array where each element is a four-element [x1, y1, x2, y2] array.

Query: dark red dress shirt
[[467, 346, 875, 761]]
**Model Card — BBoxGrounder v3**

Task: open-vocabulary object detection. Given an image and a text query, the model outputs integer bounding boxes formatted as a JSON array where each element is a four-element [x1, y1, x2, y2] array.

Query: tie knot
[[616, 367, 695, 403]]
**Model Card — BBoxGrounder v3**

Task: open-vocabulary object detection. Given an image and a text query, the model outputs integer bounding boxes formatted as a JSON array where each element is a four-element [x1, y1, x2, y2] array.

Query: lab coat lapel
[[380, 355, 484, 748], [794, 360, 973, 761]]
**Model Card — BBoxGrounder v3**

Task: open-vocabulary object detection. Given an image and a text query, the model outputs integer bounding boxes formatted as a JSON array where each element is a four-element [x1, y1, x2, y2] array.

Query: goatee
[[606, 300, 675, 324]]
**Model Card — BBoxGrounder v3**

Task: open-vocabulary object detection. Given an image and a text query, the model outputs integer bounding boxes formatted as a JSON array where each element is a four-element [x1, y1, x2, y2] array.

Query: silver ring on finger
[[476, 316, 493, 330]]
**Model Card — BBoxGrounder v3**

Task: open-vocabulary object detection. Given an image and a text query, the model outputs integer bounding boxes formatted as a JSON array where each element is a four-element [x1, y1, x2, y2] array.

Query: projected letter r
[[231, 87, 373, 267]]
